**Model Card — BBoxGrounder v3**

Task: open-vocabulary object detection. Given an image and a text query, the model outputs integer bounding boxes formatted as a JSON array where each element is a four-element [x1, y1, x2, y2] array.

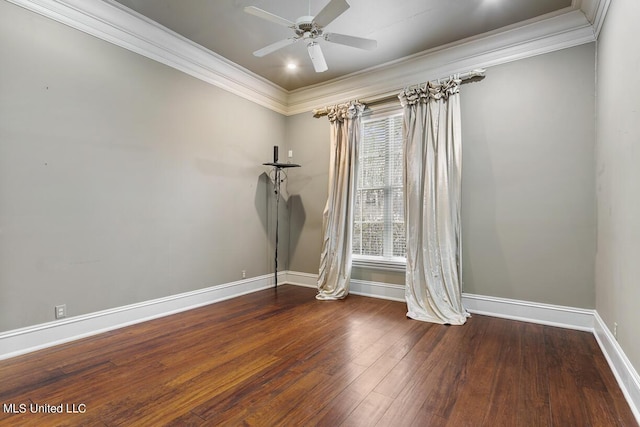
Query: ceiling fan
[[244, 0, 377, 73]]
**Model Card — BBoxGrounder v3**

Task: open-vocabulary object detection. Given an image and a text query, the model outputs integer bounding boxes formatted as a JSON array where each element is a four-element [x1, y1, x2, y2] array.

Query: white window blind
[[353, 112, 406, 263]]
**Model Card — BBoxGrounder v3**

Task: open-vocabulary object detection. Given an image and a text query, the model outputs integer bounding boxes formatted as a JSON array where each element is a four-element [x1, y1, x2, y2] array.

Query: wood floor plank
[[372, 324, 447, 399], [191, 357, 307, 422], [443, 316, 512, 426], [408, 322, 478, 423], [517, 322, 552, 427], [311, 354, 403, 426], [480, 318, 522, 426], [0, 285, 636, 427], [270, 362, 367, 427], [340, 391, 394, 427], [377, 317, 481, 426], [546, 326, 594, 426]]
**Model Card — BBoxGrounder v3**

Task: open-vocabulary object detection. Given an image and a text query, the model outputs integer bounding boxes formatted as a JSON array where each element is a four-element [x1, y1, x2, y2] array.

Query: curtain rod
[[312, 68, 486, 117]]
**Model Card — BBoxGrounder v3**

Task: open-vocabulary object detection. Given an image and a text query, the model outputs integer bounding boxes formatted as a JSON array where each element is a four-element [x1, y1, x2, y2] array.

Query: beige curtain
[[399, 78, 468, 324], [316, 101, 365, 300]]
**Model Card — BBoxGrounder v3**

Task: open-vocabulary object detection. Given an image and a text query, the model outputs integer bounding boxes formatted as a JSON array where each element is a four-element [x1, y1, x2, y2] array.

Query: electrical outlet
[[613, 322, 618, 339], [55, 304, 66, 319], [242, 270, 246, 279]]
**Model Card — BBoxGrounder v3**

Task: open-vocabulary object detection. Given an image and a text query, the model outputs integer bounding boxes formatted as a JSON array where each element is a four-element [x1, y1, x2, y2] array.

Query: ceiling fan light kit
[[244, 0, 377, 73]]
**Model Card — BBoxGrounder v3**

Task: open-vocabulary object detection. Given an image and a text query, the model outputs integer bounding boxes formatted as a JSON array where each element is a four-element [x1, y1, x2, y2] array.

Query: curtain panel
[[399, 78, 468, 324], [316, 101, 365, 300]]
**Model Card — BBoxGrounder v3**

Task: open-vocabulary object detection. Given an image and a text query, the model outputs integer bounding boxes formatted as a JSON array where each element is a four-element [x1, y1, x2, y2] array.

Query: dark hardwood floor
[[0, 285, 636, 426]]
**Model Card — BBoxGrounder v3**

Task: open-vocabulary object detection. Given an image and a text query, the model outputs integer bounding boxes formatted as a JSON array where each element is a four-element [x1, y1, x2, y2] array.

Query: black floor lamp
[[263, 146, 300, 289]]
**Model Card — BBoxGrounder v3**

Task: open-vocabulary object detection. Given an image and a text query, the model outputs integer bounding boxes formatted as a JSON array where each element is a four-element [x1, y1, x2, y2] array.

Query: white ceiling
[[112, 0, 574, 91]]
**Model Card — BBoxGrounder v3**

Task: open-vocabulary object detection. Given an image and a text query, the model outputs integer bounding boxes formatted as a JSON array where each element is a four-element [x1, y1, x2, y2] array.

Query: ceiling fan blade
[[244, 6, 294, 27], [313, 0, 350, 28], [307, 43, 328, 73], [324, 33, 377, 50], [253, 38, 299, 57]]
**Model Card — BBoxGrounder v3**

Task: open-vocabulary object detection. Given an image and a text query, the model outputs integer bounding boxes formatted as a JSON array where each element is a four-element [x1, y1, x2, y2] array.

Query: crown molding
[[5, 0, 290, 114], [577, 0, 612, 38], [286, 9, 595, 114], [6, 0, 610, 116]]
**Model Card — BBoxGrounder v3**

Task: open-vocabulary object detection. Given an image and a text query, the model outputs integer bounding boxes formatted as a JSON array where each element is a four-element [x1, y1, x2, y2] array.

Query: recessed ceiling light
[[286, 63, 297, 70]]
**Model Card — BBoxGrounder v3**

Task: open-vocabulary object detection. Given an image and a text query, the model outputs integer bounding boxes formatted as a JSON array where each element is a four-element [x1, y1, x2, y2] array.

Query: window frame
[[352, 106, 406, 271]]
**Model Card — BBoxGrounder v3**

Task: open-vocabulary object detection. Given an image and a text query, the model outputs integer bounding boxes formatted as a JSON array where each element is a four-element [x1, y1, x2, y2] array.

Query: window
[[353, 111, 406, 268]]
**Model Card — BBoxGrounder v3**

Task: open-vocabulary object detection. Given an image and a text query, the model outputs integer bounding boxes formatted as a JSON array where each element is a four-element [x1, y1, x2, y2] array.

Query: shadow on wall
[[254, 173, 308, 273], [255, 172, 276, 273], [286, 172, 314, 194], [287, 195, 306, 266], [254, 172, 270, 233], [255, 171, 293, 271]]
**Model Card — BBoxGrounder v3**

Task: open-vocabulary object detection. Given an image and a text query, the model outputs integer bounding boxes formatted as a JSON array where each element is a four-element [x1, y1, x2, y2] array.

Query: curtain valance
[[313, 101, 365, 122], [399, 76, 461, 106]]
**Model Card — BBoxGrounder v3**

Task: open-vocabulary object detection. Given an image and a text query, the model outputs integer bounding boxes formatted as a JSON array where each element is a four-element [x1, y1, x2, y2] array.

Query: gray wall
[[287, 43, 596, 308], [0, 1, 285, 331], [595, 0, 640, 375], [284, 113, 330, 275], [461, 44, 595, 307]]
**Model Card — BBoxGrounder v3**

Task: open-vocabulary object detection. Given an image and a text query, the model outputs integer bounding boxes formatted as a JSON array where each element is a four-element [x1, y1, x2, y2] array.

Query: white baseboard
[[461, 293, 596, 331], [284, 271, 406, 301], [0, 273, 282, 360], [593, 312, 640, 423], [285, 271, 595, 330], [285, 272, 594, 329], [284, 271, 317, 288], [350, 280, 405, 302]]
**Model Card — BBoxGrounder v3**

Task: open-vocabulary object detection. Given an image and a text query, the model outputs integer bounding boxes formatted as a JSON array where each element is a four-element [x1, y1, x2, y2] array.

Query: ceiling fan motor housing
[[295, 16, 322, 39]]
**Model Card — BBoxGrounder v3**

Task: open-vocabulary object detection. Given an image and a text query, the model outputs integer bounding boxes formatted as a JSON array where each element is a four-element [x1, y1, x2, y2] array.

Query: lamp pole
[[263, 146, 300, 289]]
